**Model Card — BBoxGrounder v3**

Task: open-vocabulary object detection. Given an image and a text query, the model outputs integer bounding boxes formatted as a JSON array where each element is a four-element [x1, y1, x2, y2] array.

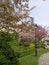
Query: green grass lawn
[[19, 55, 38, 65], [19, 48, 49, 65]]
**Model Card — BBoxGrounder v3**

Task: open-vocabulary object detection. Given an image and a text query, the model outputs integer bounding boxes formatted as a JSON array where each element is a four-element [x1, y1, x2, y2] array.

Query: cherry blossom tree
[[34, 25, 48, 56]]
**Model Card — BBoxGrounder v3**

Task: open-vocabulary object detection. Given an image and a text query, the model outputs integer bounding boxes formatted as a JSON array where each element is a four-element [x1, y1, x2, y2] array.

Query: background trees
[[33, 25, 48, 56], [34, 26, 48, 41]]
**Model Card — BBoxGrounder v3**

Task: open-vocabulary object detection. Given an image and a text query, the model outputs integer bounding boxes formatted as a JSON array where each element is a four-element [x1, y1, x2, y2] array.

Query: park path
[[39, 53, 49, 65]]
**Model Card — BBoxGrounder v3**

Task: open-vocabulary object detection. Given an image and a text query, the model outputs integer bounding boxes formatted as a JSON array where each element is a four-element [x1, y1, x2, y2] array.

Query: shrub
[[36, 41, 46, 48], [0, 31, 19, 65], [28, 43, 35, 49], [15, 49, 34, 57], [41, 43, 46, 48]]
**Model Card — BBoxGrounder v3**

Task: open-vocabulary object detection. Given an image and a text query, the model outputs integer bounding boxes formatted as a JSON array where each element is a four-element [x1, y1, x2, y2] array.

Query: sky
[[29, 0, 49, 27]]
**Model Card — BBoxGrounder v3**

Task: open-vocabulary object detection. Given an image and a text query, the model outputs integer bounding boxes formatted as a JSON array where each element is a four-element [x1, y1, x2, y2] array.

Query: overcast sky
[[29, 0, 49, 27]]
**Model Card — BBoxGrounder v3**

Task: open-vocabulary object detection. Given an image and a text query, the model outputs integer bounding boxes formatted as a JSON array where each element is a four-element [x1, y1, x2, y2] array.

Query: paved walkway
[[39, 53, 49, 65]]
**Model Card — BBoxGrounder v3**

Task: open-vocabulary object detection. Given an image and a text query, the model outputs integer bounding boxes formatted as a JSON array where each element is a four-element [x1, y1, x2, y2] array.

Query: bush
[[41, 43, 46, 48], [28, 43, 35, 49], [14, 43, 35, 57], [0, 31, 19, 65], [36, 41, 46, 48], [15, 48, 34, 57]]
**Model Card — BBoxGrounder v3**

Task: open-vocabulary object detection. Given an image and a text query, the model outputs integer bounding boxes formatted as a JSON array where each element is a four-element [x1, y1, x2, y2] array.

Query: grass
[[19, 55, 38, 65], [19, 48, 49, 65]]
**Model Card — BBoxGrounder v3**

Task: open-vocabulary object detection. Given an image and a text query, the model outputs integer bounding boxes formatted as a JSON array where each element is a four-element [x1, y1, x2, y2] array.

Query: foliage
[[15, 49, 34, 58], [36, 41, 46, 48], [0, 31, 19, 65], [33, 26, 48, 56], [34, 26, 48, 41], [41, 43, 46, 48], [0, 0, 33, 31], [28, 43, 35, 49]]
